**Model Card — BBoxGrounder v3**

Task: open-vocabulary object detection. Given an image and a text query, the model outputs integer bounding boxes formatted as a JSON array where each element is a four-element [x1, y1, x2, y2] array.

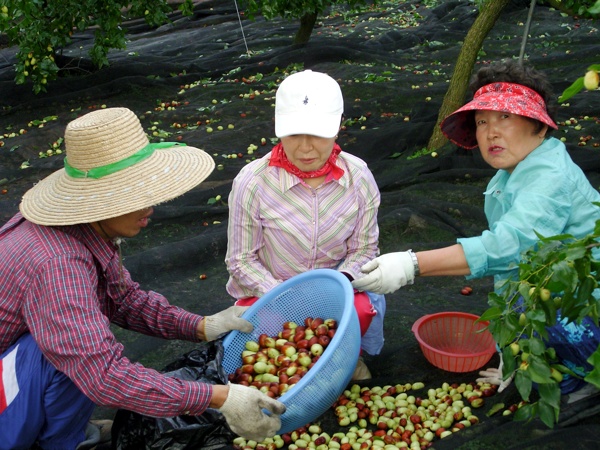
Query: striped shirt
[[0, 213, 211, 417], [226, 151, 381, 299]]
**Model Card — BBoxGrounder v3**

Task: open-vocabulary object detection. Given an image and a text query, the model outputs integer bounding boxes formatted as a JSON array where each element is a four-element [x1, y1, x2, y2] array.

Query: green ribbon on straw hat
[[64, 142, 186, 179]]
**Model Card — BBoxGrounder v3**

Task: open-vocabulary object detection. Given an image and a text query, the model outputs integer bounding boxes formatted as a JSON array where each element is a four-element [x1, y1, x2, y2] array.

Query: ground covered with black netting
[[1, 0, 600, 448]]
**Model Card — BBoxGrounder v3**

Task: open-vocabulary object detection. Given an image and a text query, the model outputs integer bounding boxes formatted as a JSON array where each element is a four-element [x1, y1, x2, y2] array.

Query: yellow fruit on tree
[[584, 70, 599, 90]]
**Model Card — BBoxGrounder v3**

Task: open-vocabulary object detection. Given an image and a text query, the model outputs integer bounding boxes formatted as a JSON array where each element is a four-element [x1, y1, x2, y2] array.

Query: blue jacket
[[458, 137, 600, 289]]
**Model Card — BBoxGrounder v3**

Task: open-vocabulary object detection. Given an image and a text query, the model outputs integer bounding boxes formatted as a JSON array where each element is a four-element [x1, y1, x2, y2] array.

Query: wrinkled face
[[93, 207, 154, 240], [475, 110, 547, 173], [280, 134, 337, 172]]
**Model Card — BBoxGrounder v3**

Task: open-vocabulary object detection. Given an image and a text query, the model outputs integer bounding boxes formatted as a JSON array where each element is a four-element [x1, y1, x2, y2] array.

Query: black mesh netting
[[2, 1, 600, 449]]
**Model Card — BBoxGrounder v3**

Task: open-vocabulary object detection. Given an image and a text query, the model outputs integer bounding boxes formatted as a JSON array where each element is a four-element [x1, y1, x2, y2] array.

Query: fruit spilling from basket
[[228, 317, 338, 398]]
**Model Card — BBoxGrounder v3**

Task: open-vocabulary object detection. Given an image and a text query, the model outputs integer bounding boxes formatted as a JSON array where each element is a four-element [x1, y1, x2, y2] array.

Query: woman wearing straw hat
[[0, 108, 285, 449], [352, 60, 600, 400], [224, 70, 386, 381]]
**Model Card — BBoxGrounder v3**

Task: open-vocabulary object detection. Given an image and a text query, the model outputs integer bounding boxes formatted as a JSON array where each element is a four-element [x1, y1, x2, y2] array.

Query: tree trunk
[[294, 12, 317, 44], [427, 0, 510, 151]]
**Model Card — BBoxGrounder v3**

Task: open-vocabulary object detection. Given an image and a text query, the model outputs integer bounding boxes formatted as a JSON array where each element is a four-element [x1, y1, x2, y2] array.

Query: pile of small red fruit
[[228, 317, 338, 398]]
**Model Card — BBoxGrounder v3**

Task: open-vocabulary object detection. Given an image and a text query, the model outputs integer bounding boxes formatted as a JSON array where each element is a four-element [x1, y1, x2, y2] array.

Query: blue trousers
[[0, 334, 95, 450], [515, 297, 600, 394], [361, 292, 386, 356], [548, 311, 600, 394]]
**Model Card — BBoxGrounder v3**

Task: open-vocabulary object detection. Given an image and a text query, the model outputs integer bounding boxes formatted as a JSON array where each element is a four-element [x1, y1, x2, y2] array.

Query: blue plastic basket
[[222, 269, 361, 434]]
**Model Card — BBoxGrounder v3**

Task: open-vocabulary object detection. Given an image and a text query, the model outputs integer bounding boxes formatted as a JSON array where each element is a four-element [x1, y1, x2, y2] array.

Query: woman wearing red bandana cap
[[352, 60, 600, 399], [225, 70, 384, 380]]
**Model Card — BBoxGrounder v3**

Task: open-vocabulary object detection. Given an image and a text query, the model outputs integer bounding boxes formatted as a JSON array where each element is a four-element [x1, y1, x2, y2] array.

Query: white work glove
[[351, 252, 416, 294], [219, 383, 286, 441], [203, 306, 253, 341], [476, 353, 514, 393]]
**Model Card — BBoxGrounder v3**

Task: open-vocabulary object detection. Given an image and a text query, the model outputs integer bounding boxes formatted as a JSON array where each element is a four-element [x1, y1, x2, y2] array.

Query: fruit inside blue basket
[[228, 316, 338, 398]]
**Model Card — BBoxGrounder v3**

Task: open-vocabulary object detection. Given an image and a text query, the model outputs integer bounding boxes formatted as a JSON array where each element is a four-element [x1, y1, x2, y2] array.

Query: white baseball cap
[[275, 70, 344, 138]]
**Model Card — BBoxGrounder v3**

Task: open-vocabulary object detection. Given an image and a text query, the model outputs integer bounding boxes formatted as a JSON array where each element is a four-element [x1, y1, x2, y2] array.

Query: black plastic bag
[[112, 338, 237, 450]]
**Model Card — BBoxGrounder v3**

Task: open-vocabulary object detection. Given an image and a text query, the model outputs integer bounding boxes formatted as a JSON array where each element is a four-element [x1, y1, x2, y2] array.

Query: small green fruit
[[540, 288, 551, 302], [550, 368, 564, 383], [518, 313, 527, 327]]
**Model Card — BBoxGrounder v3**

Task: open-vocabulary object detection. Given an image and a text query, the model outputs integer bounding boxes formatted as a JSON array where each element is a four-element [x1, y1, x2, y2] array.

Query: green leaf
[[502, 345, 517, 374], [538, 294, 558, 326], [498, 314, 518, 346], [528, 337, 546, 356], [553, 363, 577, 377], [558, 77, 584, 103], [478, 306, 503, 322], [584, 346, 600, 389], [486, 402, 505, 417], [550, 260, 578, 292], [577, 276, 596, 305], [538, 399, 557, 428], [538, 381, 561, 410], [513, 402, 535, 422], [487, 292, 507, 309], [515, 370, 532, 401], [528, 354, 552, 383], [565, 244, 588, 262]]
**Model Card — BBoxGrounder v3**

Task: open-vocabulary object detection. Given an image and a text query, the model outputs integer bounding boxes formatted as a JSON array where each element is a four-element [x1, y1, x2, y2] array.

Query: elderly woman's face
[[475, 110, 547, 173], [280, 134, 337, 172]]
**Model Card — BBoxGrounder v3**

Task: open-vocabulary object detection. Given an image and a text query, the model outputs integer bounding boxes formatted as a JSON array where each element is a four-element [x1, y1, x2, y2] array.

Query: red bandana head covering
[[268, 142, 344, 180], [440, 82, 558, 149]]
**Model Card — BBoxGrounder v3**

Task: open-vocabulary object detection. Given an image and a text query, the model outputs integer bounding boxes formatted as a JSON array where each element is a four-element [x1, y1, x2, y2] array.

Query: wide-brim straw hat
[[20, 107, 215, 226], [440, 82, 558, 149]]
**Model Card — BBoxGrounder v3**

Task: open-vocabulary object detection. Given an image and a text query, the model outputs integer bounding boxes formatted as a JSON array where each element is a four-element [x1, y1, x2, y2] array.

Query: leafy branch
[[558, 64, 600, 103], [479, 211, 600, 428]]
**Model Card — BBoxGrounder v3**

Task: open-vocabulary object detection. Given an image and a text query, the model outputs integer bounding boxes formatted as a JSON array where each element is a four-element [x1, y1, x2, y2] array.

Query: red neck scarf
[[268, 142, 344, 180]]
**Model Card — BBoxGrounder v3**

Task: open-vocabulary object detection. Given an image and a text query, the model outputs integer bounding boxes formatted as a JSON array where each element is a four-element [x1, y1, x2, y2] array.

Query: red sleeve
[[24, 253, 213, 417]]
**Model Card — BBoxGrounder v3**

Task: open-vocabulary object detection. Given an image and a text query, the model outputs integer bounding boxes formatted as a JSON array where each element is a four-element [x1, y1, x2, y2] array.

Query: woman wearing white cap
[[225, 70, 385, 380], [0, 108, 285, 449], [352, 59, 600, 400]]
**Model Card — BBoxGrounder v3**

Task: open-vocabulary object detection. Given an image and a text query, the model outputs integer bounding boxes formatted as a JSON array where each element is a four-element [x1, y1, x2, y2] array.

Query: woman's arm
[[416, 244, 470, 277], [225, 166, 281, 298], [337, 163, 381, 278]]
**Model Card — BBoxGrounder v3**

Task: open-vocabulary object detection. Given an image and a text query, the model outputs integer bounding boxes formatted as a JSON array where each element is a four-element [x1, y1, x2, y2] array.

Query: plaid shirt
[[0, 213, 211, 417]]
